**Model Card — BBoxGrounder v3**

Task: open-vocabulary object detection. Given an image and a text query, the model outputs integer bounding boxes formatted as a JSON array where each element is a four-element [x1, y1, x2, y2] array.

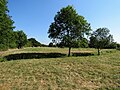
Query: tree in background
[[0, 0, 15, 50], [27, 38, 41, 47], [89, 28, 114, 55], [116, 43, 120, 50], [48, 5, 91, 56], [48, 42, 54, 47], [14, 30, 27, 49]]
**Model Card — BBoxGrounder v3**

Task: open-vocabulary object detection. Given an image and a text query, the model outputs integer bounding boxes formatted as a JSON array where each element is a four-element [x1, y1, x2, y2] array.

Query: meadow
[[0, 47, 120, 90]]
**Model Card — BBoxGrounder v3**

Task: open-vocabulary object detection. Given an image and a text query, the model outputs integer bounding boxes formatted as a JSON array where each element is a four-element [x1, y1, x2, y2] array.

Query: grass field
[[0, 47, 120, 90]]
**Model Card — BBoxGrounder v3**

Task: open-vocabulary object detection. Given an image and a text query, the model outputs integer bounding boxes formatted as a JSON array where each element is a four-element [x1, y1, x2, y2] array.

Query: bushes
[[116, 44, 120, 50]]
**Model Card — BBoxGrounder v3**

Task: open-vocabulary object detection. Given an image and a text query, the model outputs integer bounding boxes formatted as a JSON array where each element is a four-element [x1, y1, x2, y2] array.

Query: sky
[[8, 0, 120, 44]]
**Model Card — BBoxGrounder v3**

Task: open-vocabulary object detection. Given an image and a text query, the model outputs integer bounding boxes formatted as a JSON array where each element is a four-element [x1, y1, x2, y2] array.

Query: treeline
[[0, 0, 46, 51], [25, 38, 47, 47], [0, 0, 28, 50]]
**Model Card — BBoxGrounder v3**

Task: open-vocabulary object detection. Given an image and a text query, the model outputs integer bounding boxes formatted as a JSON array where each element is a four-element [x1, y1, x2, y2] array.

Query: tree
[[90, 28, 114, 55], [48, 42, 54, 47], [0, 0, 15, 50], [116, 43, 120, 50], [14, 30, 27, 49], [48, 5, 91, 56], [27, 38, 41, 47]]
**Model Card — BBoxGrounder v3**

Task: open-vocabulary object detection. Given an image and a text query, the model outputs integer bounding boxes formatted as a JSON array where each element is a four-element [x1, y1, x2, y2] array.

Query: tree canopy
[[0, 0, 15, 50], [0, 0, 28, 50], [48, 5, 91, 56], [14, 30, 27, 49], [89, 28, 114, 55], [27, 38, 41, 47]]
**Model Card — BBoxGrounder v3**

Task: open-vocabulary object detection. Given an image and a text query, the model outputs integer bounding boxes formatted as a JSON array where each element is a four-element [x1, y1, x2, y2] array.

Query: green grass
[[0, 47, 120, 90]]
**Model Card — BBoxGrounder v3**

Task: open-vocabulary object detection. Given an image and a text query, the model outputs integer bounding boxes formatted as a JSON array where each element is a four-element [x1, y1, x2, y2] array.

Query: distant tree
[[48, 42, 54, 47], [90, 28, 114, 55], [116, 43, 120, 50], [15, 30, 27, 49], [56, 42, 65, 48], [24, 40, 32, 47], [48, 5, 91, 56], [41, 44, 48, 47], [28, 38, 41, 47]]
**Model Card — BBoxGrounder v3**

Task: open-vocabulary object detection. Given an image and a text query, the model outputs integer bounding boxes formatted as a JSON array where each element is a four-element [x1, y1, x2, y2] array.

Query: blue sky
[[8, 0, 120, 44]]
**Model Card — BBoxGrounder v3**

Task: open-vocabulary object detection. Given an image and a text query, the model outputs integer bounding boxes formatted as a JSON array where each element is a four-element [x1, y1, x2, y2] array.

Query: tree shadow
[[72, 52, 94, 57], [4, 53, 66, 61]]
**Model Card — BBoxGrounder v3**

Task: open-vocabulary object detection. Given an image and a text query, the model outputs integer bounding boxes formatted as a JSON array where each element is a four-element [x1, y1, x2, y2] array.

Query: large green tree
[[89, 28, 114, 55], [48, 5, 91, 56], [0, 0, 15, 50]]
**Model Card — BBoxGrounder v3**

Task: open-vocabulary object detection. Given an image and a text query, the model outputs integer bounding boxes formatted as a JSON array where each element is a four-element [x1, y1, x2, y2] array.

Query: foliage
[[0, 1, 28, 50], [0, 0, 15, 50], [27, 38, 41, 47], [41, 44, 48, 47], [14, 30, 27, 49], [48, 5, 91, 56], [25, 40, 32, 47], [57, 38, 89, 48], [116, 43, 120, 50], [89, 28, 114, 55], [0, 44, 8, 51], [79, 38, 89, 48], [48, 42, 56, 47], [105, 42, 117, 49]]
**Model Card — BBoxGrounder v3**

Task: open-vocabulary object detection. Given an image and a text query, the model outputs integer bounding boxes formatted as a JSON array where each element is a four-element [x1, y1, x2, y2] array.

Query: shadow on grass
[[72, 52, 94, 57], [4, 53, 66, 61]]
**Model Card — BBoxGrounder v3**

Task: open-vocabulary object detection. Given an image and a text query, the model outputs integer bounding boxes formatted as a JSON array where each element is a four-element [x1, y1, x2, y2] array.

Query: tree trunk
[[68, 47, 71, 57], [98, 48, 100, 55]]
